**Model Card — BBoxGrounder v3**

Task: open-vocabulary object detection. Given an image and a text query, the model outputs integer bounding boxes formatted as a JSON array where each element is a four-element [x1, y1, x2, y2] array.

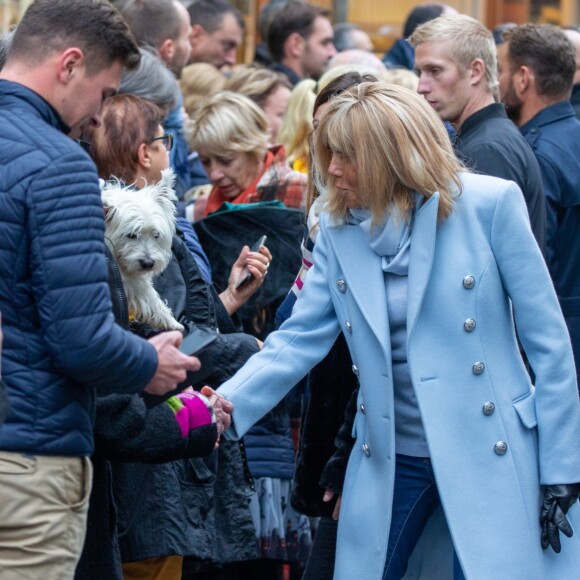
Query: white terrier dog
[[101, 169, 184, 331]]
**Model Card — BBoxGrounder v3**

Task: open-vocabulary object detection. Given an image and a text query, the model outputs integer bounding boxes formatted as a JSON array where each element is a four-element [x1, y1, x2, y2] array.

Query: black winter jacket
[[114, 233, 259, 566], [291, 333, 358, 517], [76, 243, 218, 580]]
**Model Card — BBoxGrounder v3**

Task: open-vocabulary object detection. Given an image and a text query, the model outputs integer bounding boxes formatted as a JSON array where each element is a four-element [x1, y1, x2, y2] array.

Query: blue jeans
[[383, 454, 465, 580], [302, 516, 337, 580]]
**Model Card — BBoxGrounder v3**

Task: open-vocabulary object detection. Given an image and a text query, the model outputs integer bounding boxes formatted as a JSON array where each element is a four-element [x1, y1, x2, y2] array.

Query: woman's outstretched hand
[[200, 386, 234, 443]]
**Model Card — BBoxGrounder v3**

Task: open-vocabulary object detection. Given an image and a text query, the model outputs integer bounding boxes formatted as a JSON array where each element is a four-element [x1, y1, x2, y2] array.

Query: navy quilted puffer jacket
[[0, 80, 157, 456]]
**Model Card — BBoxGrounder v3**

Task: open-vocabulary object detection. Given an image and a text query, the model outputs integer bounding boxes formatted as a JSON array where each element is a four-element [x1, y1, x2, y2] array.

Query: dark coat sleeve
[[319, 386, 358, 494], [94, 393, 217, 463], [291, 333, 358, 516]]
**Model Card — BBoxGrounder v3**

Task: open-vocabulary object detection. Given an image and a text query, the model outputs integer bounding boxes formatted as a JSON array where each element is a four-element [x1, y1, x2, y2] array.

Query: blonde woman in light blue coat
[[211, 83, 580, 579]]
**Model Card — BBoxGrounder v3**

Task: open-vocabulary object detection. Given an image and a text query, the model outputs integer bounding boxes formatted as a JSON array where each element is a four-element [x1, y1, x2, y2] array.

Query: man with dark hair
[[187, 0, 244, 69], [0, 1, 201, 576], [411, 15, 546, 251], [333, 22, 373, 53], [113, 0, 191, 78], [267, 2, 336, 85], [384, 3, 448, 70], [498, 24, 580, 386]]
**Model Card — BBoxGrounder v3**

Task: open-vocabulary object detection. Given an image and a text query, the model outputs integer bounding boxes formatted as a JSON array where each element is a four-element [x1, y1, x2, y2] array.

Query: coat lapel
[[326, 223, 390, 350], [407, 192, 440, 338]]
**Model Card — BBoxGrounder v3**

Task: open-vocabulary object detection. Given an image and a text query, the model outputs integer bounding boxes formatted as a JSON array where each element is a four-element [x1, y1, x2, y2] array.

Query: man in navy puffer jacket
[[0, 1, 204, 577]]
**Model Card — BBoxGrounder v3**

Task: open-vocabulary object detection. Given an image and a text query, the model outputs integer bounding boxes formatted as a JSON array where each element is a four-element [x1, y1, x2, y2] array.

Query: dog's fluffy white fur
[[101, 169, 184, 331]]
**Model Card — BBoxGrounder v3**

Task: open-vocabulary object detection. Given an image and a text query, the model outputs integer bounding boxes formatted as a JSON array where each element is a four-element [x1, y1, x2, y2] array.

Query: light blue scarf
[[348, 206, 413, 276]]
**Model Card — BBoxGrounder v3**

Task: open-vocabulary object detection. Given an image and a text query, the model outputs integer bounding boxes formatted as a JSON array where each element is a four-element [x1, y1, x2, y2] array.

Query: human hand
[[220, 244, 272, 315], [144, 331, 201, 396], [323, 490, 342, 521], [540, 483, 580, 553], [201, 386, 234, 442], [169, 390, 215, 439]]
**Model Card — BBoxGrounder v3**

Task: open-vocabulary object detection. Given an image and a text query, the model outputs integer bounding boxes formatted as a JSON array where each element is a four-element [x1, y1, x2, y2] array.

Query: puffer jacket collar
[[0, 79, 70, 134]]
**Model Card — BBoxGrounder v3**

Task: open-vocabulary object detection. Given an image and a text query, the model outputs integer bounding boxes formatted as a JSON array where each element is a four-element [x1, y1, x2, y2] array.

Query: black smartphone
[[144, 328, 219, 403], [234, 234, 268, 290], [176, 327, 219, 391], [178, 327, 219, 356]]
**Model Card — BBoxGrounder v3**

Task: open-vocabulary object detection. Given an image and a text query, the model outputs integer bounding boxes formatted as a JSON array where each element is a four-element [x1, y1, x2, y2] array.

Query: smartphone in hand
[[235, 234, 268, 289]]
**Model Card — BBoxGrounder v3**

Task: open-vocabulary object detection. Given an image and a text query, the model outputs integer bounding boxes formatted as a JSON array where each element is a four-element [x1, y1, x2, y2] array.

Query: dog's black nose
[[139, 259, 155, 270]]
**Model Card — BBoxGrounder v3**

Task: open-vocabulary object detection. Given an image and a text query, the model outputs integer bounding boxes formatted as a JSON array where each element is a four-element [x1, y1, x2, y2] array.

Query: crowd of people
[[0, 1, 579, 579]]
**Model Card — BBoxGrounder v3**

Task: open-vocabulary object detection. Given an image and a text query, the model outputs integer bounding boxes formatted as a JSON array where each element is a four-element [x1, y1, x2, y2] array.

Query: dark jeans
[[383, 454, 465, 580], [302, 517, 337, 580], [304, 456, 465, 580]]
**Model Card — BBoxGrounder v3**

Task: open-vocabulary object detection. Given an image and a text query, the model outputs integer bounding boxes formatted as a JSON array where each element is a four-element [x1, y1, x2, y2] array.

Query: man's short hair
[[410, 15, 497, 95], [504, 24, 576, 100], [267, 2, 331, 63], [188, 0, 244, 33], [9, 0, 139, 73], [258, 0, 296, 41], [402, 4, 444, 38], [119, 47, 179, 112], [333, 23, 360, 52], [112, 0, 182, 50]]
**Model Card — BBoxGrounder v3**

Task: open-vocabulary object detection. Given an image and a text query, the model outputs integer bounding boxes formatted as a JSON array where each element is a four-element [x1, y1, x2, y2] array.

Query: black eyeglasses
[[151, 133, 173, 152]]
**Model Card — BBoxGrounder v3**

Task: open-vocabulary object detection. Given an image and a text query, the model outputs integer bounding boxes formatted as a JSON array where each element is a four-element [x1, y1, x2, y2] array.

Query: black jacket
[[76, 243, 219, 580], [291, 333, 359, 517], [454, 103, 547, 253], [113, 233, 259, 566]]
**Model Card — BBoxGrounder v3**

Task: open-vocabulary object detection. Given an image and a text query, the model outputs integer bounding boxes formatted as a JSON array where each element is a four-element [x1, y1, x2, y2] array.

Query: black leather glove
[[540, 484, 580, 553]]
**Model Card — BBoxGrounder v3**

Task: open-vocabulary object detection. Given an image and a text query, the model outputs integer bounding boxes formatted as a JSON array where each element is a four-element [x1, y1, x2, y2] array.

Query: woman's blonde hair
[[224, 65, 291, 109], [383, 68, 419, 91], [180, 63, 226, 117], [313, 82, 462, 224], [189, 91, 270, 164], [277, 78, 317, 167]]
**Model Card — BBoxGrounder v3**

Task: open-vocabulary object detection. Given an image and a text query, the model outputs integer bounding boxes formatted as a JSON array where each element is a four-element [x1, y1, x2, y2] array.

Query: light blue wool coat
[[218, 173, 580, 579]]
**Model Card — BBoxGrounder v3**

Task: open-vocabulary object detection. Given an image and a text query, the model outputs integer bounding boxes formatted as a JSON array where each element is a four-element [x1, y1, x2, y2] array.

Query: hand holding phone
[[235, 234, 268, 289]]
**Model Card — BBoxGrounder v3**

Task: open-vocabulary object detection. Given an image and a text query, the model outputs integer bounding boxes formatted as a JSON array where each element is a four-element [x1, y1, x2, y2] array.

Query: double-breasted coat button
[[464, 318, 476, 332], [362, 443, 371, 457], [336, 279, 347, 293], [463, 275, 476, 289], [360, 403, 366, 414], [494, 441, 508, 455], [352, 364, 359, 376], [472, 362, 485, 375], [345, 321, 352, 333], [482, 402, 495, 416]]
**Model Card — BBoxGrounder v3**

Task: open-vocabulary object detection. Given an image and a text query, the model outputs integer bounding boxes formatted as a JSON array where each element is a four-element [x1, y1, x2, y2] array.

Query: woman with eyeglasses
[[76, 93, 270, 580]]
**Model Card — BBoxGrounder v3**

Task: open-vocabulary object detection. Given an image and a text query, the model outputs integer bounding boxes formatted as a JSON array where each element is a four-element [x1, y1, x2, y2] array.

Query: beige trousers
[[0, 451, 92, 580]]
